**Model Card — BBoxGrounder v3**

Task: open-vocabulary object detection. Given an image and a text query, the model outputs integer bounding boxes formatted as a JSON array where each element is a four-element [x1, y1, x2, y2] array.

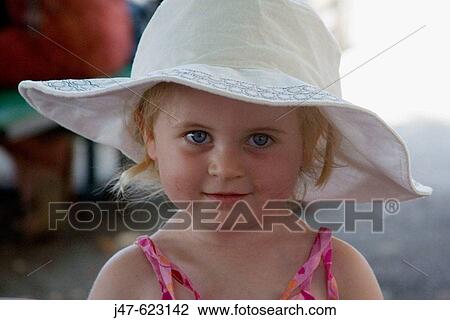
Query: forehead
[[159, 84, 298, 128]]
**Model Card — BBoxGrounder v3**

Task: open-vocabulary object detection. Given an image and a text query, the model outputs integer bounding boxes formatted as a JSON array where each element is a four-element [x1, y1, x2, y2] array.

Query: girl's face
[[145, 85, 303, 218]]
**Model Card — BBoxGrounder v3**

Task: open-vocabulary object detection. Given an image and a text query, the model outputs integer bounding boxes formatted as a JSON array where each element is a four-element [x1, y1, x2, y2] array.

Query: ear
[[143, 128, 157, 161]]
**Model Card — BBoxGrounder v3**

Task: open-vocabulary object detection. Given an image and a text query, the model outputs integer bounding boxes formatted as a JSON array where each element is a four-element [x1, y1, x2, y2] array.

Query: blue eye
[[185, 130, 210, 144], [249, 134, 273, 148]]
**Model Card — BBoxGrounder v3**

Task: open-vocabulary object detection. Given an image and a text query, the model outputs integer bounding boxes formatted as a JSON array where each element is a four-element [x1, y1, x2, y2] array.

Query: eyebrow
[[172, 121, 287, 134]]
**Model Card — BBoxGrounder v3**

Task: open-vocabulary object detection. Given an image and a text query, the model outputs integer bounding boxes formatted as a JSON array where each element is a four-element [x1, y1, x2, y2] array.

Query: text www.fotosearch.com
[[197, 304, 336, 316]]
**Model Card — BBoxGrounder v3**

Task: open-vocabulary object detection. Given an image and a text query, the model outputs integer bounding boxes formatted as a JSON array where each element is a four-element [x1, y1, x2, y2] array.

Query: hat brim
[[18, 63, 432, 202]]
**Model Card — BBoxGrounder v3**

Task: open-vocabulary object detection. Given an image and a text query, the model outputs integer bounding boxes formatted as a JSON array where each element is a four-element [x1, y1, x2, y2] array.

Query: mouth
[[202, 192, 250, 202]]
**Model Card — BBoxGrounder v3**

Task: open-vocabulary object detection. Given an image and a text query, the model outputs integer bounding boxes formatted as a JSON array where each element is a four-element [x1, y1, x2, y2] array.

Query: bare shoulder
[[88, 241, 161, 299], [330, 236, 384, 300]]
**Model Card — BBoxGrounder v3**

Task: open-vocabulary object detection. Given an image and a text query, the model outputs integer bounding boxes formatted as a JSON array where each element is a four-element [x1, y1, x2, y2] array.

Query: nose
[[208, 145, 245, 179]]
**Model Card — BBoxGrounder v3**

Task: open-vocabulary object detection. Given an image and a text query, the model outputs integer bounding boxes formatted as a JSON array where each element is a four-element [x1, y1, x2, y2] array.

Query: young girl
[[18, 0, 432, 300]]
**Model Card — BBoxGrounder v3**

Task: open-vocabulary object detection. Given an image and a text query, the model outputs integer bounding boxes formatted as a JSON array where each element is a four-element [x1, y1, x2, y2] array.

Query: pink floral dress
[[134, 226, 339, 300]]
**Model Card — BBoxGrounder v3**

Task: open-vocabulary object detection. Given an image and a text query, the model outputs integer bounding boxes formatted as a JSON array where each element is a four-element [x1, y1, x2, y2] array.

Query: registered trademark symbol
[[384, 199, 400, 215]]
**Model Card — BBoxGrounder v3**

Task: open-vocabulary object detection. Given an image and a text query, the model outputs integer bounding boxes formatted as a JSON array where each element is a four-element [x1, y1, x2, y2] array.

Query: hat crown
[[131, 0, 342, 97]]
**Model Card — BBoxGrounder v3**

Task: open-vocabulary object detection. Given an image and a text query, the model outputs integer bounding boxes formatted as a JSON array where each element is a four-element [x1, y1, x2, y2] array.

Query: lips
[[203, 192, 250, 202], [205, 193, 248, 196]]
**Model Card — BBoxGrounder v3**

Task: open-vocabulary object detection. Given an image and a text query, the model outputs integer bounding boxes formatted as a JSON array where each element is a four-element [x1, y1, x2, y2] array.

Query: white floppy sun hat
[[18, 0, 432, 203]]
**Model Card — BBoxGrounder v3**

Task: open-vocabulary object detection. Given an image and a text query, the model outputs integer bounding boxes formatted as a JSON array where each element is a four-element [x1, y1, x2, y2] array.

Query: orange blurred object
[[0, 0, 133, 88]]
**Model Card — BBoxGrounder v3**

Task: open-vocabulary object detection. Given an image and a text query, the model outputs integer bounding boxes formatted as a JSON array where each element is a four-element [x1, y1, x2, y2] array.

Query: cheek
[[252, 153, 300, 199], [157, 150, 204, 200], [161, 175, 193, 201]]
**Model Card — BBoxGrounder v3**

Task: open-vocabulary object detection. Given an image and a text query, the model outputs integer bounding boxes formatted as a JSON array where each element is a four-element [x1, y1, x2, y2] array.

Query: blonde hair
[[112, 82, 344, 202]]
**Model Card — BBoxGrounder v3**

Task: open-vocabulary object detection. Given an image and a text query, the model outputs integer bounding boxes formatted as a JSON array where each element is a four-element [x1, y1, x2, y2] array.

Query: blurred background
[[0, 0, 448, 299]]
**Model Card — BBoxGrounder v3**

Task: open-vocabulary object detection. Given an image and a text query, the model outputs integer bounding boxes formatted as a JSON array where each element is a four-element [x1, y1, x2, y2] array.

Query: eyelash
[[183, 130, 275, 149]]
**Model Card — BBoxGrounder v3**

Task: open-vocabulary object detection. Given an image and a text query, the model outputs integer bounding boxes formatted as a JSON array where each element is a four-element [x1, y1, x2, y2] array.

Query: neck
[[159, 208, 312, 249]]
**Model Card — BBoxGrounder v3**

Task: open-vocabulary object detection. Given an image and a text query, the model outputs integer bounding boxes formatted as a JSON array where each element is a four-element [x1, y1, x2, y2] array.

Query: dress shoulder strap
[[134, 235, 202, 300], [281, 227, 339, 300]]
